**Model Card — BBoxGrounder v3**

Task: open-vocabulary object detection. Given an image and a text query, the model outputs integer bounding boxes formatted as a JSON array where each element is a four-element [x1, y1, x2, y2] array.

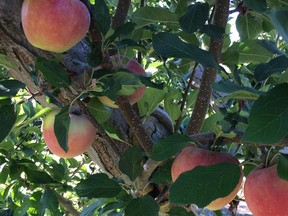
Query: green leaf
[[0, 80, 25, 97], [25, 169, 56, 184], [179, 3, 209, 33], [0, 166, 9, 184], [0, 53, 17, 69], [200, 25, 225, 39], [80, 200, 105, 216], [216, 90, 260, 101], [169, 163, 241, 207], [75, 173, 122, 198], [40, 188, 59, 216], [138, 88, 167, 118], [119, 145, 144, 181], [105, 22, 137, 45], [131, 7, 179, 29], [236, 12, 263, 41], [152, 32, 217, 67], [277, 154, 288, 181], [255, 55, 288, 81], [87, 97, 111, 123], [175, 0, 188, 16], [54, 107, 70, 153], [93, 0, 111, 36], [212, 80, 262, 95], [243, 0, 267, 12], [150, 134, 192, 161], [114, 71, 144, 96], [35, 57, 71, 87], [14, 200, 31, 216], [168, 207, 196, 216], [242, 83, 288, 144], [0, 104, 17, 143], [269, 8, 288, 44], [150, 160, 173, 184], [124, 196, 159, 216]]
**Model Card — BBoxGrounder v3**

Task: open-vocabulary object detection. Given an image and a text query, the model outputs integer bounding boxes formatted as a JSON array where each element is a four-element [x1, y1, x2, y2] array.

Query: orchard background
[[1, 0, 288, 215]]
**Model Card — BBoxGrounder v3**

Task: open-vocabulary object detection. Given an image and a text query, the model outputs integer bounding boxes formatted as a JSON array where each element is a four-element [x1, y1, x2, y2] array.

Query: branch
[[189, 131, 288, 147], [116, 96, 153, 153], [55, 191, 80, 216], [112, 0, 131, 29], [186, 0, 230, 135]]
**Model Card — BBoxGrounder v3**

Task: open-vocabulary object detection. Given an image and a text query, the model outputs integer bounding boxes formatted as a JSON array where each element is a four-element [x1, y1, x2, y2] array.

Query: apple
[[42, 110, 96, 158], [98, 55, 147, 108], [21, 0, 90, 53], [244, 164, 288, 215], [171, 146, 243, 210]]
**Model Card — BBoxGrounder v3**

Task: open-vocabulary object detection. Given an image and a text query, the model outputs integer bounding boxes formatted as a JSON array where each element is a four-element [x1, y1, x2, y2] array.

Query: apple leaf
[[131, 7, 179, 29], [40, 188, 59, 216], [92, 0, 111, 36], [152, 32, 217, 68], [150, 134, 192, 161], [86, 97, 111, 123], [119, 145, 144, 181], [124, 196, 159, 216], [75, 173, 122, 198], [242, 83, 288, 144], [277, 154, 288, 181], [268, 8, 288, 45], [255, 55, 288, 81], [138, 88, 167, 118], [105, 22, 136, 45], [168, 207, 195, 216], [25, 169, 56, 184], [236, 12, 262, 41], [80, 200, 105, 216], [0, 80, 25, 97], [200, 25, 225, 39], [179, 3, 209, 33], [243, 0, 267, 12], [35, 57, 71, 87], [212, 80, 262, 95], [169, 163, 241, 207], [150, 160, 173, 184], [0, 104, 17, 143], [54, 107, 70, 153]]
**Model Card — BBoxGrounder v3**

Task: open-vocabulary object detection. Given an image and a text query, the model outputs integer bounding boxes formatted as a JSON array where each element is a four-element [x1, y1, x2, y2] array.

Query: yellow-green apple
[[98, 55, 147, 108], [21, 0, 90, 53], [244, 164, 288, 215], [42, 110, 96, 158], [171, 146, 243, 210]]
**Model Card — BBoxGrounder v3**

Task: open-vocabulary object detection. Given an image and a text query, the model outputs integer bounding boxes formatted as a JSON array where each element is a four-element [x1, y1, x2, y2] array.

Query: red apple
[[244, 164, 288, 215], [171, 146, 243, 210], [98, 55, 147, 108], [42, 110, 96, 158], [21, 0, 90, 53]]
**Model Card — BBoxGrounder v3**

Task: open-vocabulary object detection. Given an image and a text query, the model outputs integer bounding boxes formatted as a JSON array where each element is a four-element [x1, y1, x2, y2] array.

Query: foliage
[[1, 0, 288, 215]]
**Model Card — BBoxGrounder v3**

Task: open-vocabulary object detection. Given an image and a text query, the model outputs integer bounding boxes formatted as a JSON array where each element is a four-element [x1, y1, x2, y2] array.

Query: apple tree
[[0, 0, 288, 215]]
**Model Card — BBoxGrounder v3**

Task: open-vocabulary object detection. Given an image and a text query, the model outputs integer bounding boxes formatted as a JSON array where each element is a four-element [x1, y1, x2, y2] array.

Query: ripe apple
[[98, 55, 147, 108], [244, 164, 288, 215], [21, 0, 90, 53], [171, 146, 243, 210], [42, 110, 96, 158]]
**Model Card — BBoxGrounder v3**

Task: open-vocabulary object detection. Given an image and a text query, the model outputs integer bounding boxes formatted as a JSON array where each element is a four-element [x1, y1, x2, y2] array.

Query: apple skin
[[98, 55, 147, 108], [21, 0, 90, 53], [171, 146, 243, 210], [244, 164, 288, 216], [42, 110, 96, 158]]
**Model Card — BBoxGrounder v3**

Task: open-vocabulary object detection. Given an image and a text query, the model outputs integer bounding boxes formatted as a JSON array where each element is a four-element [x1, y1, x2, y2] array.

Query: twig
[[186, 0, 230, 135], [174, 63, 198, 131], [55, 191, 80, 216]]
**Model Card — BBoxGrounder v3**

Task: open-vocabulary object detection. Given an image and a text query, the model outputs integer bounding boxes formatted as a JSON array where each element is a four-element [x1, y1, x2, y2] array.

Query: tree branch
[[116, 96, 153, 153], [112, 0, 131, 29], [186, 0, 230, 135], [55, 191, 80, 216]]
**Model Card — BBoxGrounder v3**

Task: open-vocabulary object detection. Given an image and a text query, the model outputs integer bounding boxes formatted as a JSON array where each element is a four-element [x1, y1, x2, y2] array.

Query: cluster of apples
[[22, 1, 147, 157], [172, 146, 288, 215]]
